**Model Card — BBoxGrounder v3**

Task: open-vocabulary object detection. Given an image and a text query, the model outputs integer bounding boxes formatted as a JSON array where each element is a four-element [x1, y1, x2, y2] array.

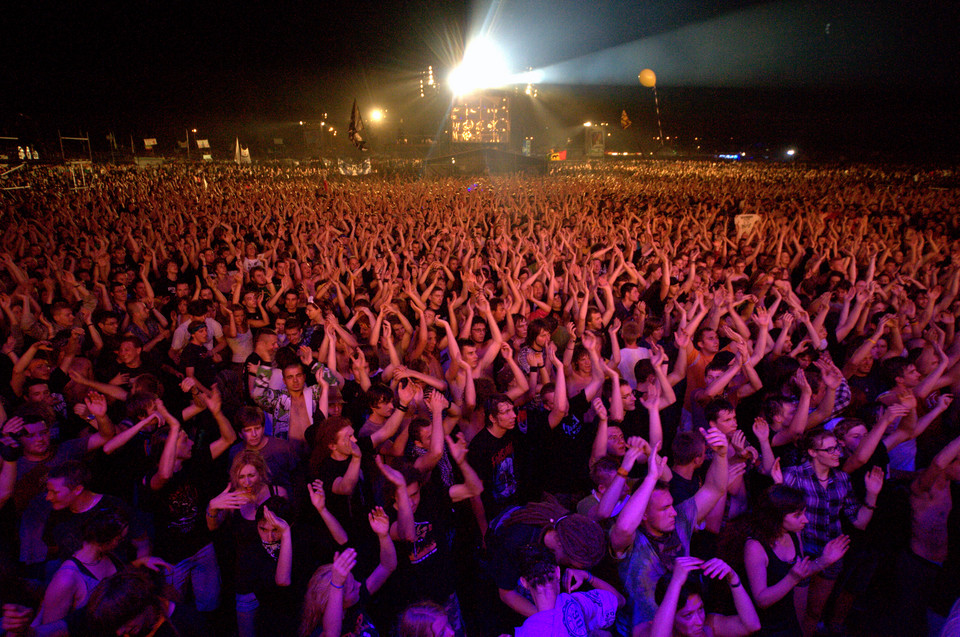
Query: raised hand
[[647, 441, 668, 480], [771, 458, 783, 484], [307, 480, 327, 512], [263, 505, 290, 534], [591, 396, 608, 421], [701, 557, 737, 584], [446, 433, 469, 465], [201, 386, 222, 414], [330, 548, 358, 587], [752, 417, 770, 441], [699, 426, 729, 455], [208, 484, 249, 512], [83, 392, 108, 418], [397, 379, 421, 408], [730, 429, 748, 455], [376, 455, 407, 488], [672, 556, 704, 582], [726, 461, 747, 486], [1, 416, 24, 447], [864, 466, 884, 496], [369, 505, 390, 537], [639, 381, 661, 410], [428, 389, 448, 414], [820, 535, 850, 566], [298, 345, 314, 365], [621, 440, 647, 472]]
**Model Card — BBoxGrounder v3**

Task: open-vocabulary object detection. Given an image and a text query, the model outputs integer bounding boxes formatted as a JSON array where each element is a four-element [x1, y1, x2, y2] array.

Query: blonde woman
[[300, 506, 396, 637]]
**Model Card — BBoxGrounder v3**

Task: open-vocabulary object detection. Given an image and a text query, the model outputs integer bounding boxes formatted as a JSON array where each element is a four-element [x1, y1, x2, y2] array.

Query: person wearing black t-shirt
[[145, 394, 236, 614], [384, 434, 483, 629], [312, 416, 376, 537], [467, 394, 520, 538], [180, 321, 218, 390]]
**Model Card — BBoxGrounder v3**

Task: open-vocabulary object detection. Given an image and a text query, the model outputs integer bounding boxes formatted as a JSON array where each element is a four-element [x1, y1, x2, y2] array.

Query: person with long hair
[[485, 494, 607, 619], [734, 485, 845, 637], [299, 506, 396, 637], [644, 556, 760, 637]]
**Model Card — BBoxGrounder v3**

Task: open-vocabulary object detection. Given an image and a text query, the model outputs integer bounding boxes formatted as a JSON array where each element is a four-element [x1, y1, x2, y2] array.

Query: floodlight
[[786, 148, 796, 156], [370, 109, 384, 122], [448, 37, 510, 96]]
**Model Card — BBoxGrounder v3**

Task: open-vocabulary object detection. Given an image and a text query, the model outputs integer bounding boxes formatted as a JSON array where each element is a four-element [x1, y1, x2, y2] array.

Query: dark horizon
[[2, 0, 957, 162]]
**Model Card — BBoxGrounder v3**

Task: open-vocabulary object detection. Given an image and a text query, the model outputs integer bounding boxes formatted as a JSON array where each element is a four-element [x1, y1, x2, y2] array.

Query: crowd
[[0, 160, 959, 637]]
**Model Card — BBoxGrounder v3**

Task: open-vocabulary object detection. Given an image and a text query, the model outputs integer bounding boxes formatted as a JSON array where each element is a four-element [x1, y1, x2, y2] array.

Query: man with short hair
[[250, 357, 329, 443], [467, 393, 521, 536], [0, 404, 115, 571], [42, 459, 145, 562], [169, 299, 225, 363], [783, 428, 883, 637], [179, 321, 218, 390], [245, 328, 280, 395], [610, 426, 730, 635]]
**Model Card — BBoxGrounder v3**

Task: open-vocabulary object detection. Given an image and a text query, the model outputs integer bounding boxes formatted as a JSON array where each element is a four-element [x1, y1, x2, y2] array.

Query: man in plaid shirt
[[783, 428, 884, 637]]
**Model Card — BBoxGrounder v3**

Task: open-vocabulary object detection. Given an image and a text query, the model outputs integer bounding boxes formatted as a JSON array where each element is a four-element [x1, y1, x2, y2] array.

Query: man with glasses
[[467, 394, 520, 537], [783, 428, 884, 637]]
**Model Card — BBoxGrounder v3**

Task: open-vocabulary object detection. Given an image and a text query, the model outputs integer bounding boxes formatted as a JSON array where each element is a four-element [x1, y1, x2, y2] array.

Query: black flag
[[349, 99, 367, 151]]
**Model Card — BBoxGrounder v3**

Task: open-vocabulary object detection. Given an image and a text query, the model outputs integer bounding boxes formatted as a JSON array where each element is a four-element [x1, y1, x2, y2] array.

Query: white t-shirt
[[171, 317, 224, 352], [516, 590, 619, 637], [618, 346, 651, 389]]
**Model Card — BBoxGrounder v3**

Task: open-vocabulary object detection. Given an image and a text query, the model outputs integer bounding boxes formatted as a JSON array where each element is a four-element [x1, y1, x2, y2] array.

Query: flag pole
[[652, 86, 664, 147]]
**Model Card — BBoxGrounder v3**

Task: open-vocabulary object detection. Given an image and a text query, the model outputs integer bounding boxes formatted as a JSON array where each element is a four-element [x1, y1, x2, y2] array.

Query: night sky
[[1, 0, 957, 160]]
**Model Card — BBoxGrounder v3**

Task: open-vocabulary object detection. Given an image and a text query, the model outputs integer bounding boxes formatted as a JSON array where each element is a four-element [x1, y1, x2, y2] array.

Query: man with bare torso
[[876, 431, 960, 635]]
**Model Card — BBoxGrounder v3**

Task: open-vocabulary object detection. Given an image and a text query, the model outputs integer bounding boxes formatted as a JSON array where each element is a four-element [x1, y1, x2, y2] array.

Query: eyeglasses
[[815, 445, 842, 454]]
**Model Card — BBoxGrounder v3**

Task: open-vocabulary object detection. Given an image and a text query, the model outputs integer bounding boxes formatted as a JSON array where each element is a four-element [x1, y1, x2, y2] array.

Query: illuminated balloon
[[638, 69, 656, 87]]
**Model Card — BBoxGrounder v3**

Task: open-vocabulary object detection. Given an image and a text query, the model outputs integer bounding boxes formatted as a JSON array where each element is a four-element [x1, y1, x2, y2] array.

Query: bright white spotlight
[[448, 37, 510, 96], [786, 148, 796, 156], [583, 121, 592, 127], [370, 109, 384, 122]]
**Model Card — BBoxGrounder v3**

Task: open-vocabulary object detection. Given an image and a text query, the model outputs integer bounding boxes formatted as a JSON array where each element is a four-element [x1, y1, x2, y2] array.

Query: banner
[[585, 129, 604, 157], [143, 138, 157, 149], [549, 150, 567, 161], [234, 138, 252, 165], [196, 139, 210, 149], [734, 213, 761, 237], [337, 158, 371, 176], [273, 138, 284, 146], [621, 110, 632, 129], [349, 99, 367, 151]]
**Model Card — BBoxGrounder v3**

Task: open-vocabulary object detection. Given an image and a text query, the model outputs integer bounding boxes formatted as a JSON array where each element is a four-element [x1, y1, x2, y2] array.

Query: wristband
[[616, 467, 630, 478], [730, 580, 742, 588], [395, 403, 409, 412], [863, 502, 876, 510], [529, 366, 543, 372], [331, 582, 344, 589]]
